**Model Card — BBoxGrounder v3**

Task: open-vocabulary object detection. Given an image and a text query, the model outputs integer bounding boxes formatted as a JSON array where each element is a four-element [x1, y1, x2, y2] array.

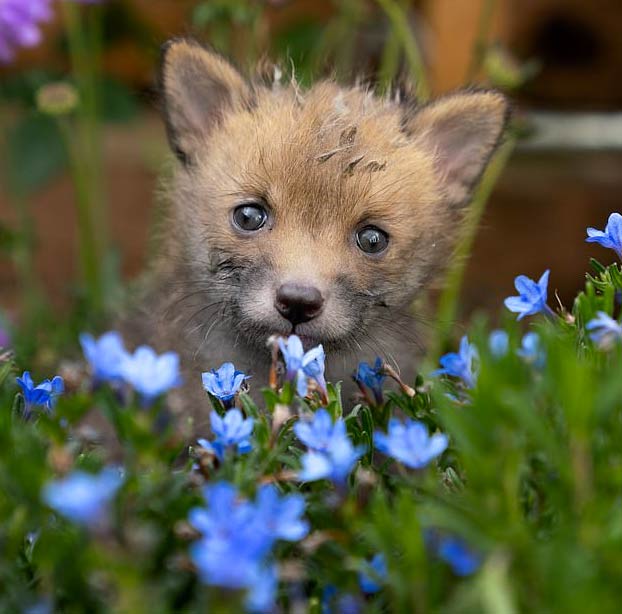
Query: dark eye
[[356, 226, 389, 255], [232, 203, 268, 232]]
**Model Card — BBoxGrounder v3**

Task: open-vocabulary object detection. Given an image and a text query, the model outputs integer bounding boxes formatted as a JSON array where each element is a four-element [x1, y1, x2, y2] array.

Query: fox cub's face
[[160, 40, 509, 354]]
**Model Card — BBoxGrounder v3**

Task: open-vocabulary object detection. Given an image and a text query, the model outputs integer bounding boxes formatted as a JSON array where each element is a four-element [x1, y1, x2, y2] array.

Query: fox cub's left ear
[[159, 38, 252, 164], [404, 90, 510, 208]]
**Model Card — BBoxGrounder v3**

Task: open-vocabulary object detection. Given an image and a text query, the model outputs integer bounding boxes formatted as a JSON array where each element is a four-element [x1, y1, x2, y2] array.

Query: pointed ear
[[404, 90, 510, 207], [159, 39, 253, 164]]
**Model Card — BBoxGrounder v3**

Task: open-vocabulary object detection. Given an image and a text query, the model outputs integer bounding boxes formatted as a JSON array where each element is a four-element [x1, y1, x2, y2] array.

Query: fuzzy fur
[[122, 39, 510, 436]]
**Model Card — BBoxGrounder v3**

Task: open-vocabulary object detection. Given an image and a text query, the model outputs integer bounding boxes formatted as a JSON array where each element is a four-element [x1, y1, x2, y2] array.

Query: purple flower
[[374, 418, 448, 469], [516, 332, 545, 368], [433, 336, 478, 388], [278, 335, 327, 397], [197, 409, 254, 460], [586, 213, 622, 260], [202, 362, 248, 404], [120, 345, 182, 405], [16, 371, 64, 415], [488, 330, 509, 358], [359, 553, 387, 594], [586, 311, 622, 349], [436, 536, 482, 576], [42, 468, 122, 527], [80, 331, 128, 383], [295, 410, 363, 484], [504, 270, 553, 320], [0, 0, 53, 63], [354, 358, 386, 404]]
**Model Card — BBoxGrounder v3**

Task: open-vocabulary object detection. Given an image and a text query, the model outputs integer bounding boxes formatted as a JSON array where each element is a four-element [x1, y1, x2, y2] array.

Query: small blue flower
[[433, 336, 478, 388], [42, 468, 122, 527], [586, 311, 622, 349], [80, 331, 128, 383], [254, 484, 309, 542], [516, 332, 545, 368], [374, 418, 448, 469], [16, 371, 64, 415], [504, 270, 553, 320], [198, 408, 254, 460], [488, 330, 509, 358], [120, 345, 182, 405], [354, 357, 386, 404], [586, 212, 622, 260], [359, 553, 387, 594], [295, 410, 363, 484], [436, 536, 482, 576], [278, 335, 327, 397], [202, 362, 249, 404]]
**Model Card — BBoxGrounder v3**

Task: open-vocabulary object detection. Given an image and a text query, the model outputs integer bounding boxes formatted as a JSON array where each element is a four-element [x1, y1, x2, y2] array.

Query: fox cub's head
[[160, 39, 509, 354]]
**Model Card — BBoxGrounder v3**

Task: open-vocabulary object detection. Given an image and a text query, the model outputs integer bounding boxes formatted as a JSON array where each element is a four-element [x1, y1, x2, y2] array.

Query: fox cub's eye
[[356, 226, 389, 255], [232, 203, 268, 232]]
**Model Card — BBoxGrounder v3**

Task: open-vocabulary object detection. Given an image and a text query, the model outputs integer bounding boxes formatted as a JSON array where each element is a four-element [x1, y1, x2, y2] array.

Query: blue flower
[[516, 332, 545, 368], [254, 484, 309, 542], [359, 553, 387, 594], [354, 358, 386, 404], [278, 335, 327, 397], [586, 311, 622, 349], [120, 345, 182, 405], [436, 536, 482, 576], [322, 589, 361, 614], [295, 410, 364, 484], [80, 331, 128, 383], [504, 270, 553, 320], [433, 336, 478, 388], [198, 409, 254, 460], [189, 481, 307, 612], [202, 362, 249, 404], [488, 330, 509, 358], [42, 468, 122, 527], [586, 212, 622, 260], [16, 371, 64, 415], [374, 418, 448, 469]]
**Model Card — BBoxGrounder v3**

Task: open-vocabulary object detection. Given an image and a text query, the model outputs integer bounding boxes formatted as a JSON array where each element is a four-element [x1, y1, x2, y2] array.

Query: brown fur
[[123, 39, 510, 435]]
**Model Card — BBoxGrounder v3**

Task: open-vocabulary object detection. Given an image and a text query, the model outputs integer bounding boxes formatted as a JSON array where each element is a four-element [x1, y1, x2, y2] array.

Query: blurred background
[[1, 0, 621, 352]]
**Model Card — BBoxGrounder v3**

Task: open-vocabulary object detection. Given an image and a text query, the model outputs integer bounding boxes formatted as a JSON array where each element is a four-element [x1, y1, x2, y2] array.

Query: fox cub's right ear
[[159, 38, 252, 164]]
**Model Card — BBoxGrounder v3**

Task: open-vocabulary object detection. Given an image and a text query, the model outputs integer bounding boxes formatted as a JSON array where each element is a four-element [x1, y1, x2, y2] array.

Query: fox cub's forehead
[[199, 82, 439, 225]]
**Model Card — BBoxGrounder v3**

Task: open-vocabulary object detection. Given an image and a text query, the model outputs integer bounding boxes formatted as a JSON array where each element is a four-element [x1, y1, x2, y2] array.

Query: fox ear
[[159, 39, 252, 164], [404, 91, 510, 208]]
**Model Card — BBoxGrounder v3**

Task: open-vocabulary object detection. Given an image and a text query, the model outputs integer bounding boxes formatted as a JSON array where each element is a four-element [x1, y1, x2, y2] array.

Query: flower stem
[[60, 1, 107, 313], [375, 0, 429, 100], [431, 135, 517, 359]]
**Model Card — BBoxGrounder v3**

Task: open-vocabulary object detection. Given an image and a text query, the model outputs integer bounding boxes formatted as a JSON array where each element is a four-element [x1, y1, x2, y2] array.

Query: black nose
[[275, 283, 324, 325]]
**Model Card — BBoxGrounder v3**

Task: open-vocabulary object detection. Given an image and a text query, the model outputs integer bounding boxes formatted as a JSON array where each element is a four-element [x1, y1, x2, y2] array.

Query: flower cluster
[[294, 409, 363, 484], [188, 482, 308, 612], [81, 331, 181, 405]]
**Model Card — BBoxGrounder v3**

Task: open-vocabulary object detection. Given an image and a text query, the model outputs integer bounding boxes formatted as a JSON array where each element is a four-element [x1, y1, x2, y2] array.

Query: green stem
[[431, 135, 517, 359], [61, 0, 107, 312], [465, 0, 497, 82], [375, 0, 429, 100]]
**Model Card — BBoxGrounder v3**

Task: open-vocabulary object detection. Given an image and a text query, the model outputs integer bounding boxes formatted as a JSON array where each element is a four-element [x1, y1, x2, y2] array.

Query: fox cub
[[127, 38, 509, 428]]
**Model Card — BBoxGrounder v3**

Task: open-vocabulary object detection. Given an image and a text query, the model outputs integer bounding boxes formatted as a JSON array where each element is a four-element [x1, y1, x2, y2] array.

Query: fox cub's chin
[[127, 38, 509, 409]]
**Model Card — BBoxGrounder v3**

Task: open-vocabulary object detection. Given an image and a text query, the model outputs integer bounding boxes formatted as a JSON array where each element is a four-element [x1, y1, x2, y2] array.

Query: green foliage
[[2, 254, 622, 613]]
